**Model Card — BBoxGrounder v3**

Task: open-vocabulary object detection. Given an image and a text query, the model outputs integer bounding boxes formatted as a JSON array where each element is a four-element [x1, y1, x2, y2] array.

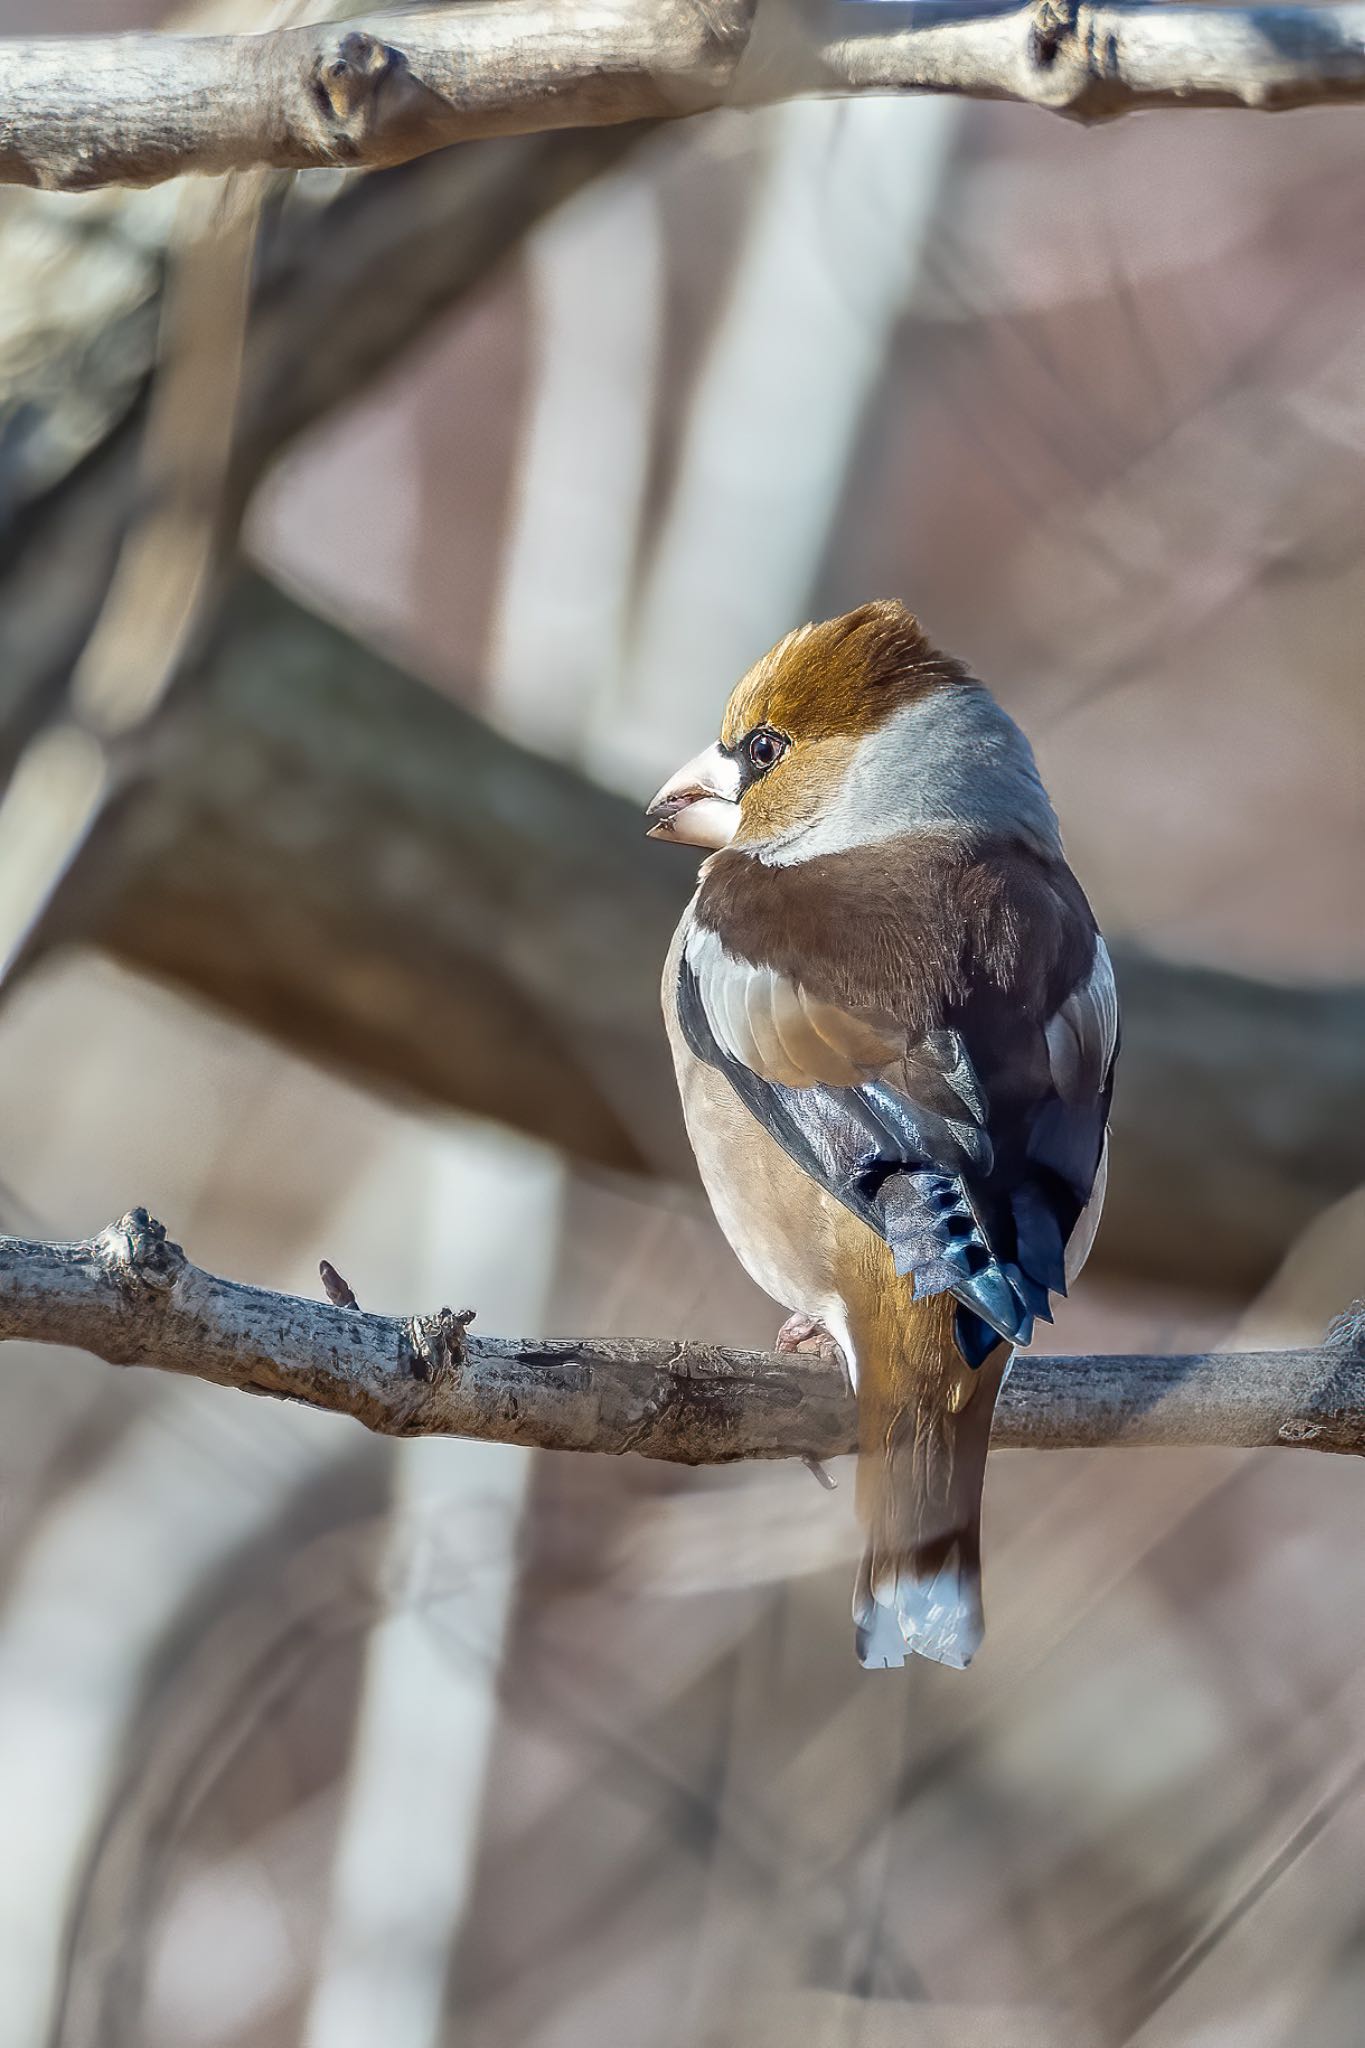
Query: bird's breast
[[662, 913, 865, 1347]]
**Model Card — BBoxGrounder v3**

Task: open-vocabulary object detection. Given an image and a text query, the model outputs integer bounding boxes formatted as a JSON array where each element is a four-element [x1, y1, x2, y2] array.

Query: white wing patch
[[1045, 936, 1119, 1104], [683, 923, 904, 1089], [1065, 1131, 1109, 1286]]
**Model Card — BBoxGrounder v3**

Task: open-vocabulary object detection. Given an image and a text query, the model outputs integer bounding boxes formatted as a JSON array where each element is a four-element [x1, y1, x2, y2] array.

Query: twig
[[2, 1211, 1362, 1463], [318, 1259, 359, 1309], [3, 0, 1365, 193]]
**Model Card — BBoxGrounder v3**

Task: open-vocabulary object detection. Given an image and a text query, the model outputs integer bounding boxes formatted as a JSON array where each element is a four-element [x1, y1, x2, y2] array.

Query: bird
[[645, 600, 1116, 1670]]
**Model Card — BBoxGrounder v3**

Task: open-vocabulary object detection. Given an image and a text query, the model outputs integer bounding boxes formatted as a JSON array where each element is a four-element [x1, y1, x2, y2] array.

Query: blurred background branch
[[4, 1210, 1364, 1459], [0, 121, 644, 787], [0, 164, 263, 980]]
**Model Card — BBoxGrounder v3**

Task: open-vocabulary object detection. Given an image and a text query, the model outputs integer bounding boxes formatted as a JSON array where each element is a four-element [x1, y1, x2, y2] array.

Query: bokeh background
[[1, 3, 1364, 2044]]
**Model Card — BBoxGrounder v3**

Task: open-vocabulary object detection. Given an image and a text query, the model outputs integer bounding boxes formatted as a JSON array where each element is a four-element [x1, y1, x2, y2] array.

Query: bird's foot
[[775, 1312, 845, 1366]]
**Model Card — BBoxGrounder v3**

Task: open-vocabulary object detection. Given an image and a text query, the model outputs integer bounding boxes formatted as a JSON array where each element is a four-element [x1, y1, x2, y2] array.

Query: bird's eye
[[747, 727, 787, 773]]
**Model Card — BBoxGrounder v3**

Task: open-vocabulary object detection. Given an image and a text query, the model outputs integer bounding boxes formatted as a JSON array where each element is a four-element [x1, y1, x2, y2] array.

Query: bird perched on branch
[[646, 602, 1116, 1670]]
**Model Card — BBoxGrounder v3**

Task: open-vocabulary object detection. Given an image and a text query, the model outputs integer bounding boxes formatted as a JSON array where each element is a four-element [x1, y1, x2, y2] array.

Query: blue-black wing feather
[[678, 934, 1114, 1363]]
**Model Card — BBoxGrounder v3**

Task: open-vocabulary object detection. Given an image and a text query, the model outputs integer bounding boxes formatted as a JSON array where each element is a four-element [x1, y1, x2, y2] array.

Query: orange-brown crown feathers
[[720, 601, 967, 751]]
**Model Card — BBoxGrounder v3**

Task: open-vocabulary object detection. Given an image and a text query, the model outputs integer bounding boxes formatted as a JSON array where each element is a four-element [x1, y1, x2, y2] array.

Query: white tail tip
[[853, 1559, 983, 1671]]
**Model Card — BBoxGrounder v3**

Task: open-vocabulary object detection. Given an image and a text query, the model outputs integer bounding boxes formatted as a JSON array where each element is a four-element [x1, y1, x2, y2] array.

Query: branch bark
[[4, 0, 1365, 192], [2, 1210, 1362, 1462]]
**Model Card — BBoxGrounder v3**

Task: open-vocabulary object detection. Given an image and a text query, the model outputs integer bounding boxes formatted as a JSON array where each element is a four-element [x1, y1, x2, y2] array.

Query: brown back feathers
[[695, 834, 1098, 1038]]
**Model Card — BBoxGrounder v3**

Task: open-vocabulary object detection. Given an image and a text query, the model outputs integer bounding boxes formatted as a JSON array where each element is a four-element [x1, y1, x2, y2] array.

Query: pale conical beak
[[645, 742, 742, 849]]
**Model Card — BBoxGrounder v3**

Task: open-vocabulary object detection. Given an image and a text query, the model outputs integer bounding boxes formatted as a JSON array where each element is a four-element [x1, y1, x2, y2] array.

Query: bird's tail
[[851, 1290, 1012, 1671]]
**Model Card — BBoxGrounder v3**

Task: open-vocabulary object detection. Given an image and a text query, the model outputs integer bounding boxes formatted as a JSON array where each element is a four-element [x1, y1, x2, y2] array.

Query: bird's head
[[645, 600, 991, 861]]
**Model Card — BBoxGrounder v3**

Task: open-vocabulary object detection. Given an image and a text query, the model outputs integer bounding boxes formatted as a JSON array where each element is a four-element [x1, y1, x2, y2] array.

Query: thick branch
[[0, 1, 732, 190], [4, 0, 1365, 192], [1, 1212, 1362, 1461]]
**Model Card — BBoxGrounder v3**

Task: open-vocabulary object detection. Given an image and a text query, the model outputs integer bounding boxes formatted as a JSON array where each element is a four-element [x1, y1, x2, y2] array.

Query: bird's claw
[[775, 1312, 845, 1366]]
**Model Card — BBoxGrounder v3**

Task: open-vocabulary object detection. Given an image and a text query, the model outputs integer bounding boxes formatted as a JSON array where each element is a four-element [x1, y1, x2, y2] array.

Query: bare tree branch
[[3, 0, 1365, 194], [2, 1209, 1362, 1462]]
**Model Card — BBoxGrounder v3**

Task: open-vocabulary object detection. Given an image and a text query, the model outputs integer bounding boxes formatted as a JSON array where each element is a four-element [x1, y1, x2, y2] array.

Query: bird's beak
[[645, 742, 742, 849]]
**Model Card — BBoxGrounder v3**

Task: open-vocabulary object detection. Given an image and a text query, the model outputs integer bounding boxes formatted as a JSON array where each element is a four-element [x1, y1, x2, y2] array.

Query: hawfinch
[[647, 602, 1116, 1670]]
